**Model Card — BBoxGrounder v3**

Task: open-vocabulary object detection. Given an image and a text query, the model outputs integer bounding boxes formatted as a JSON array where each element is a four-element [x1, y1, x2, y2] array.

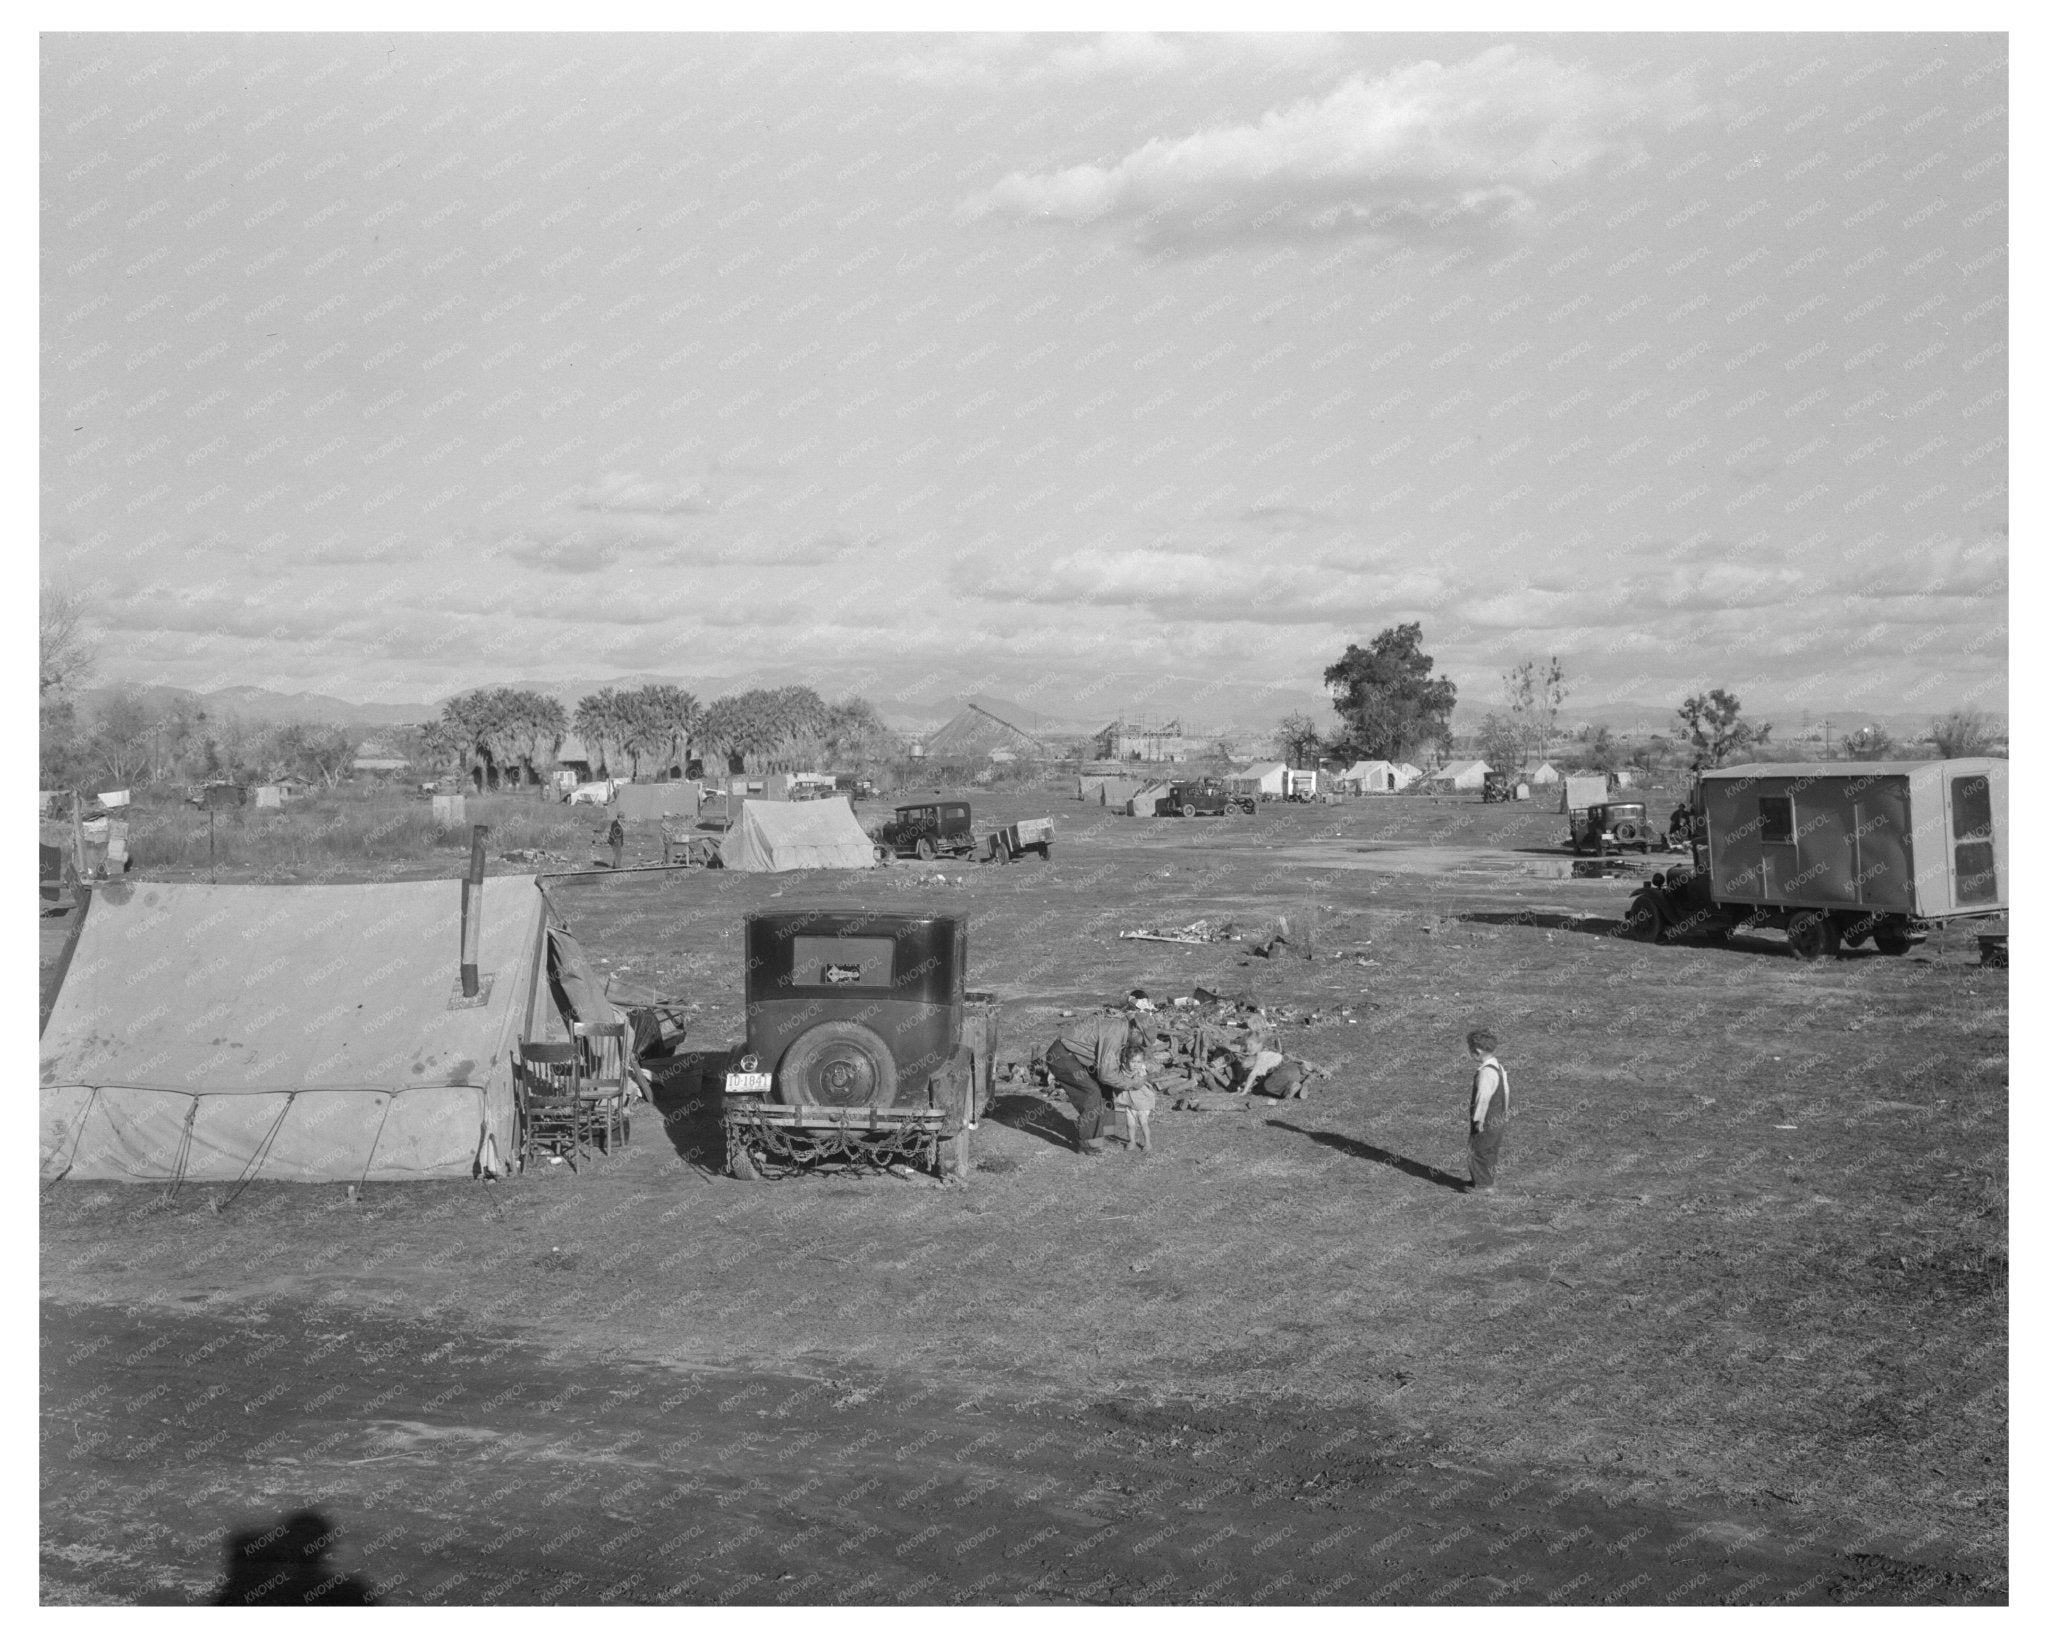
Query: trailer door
[[1951, 774, 1997, 905]]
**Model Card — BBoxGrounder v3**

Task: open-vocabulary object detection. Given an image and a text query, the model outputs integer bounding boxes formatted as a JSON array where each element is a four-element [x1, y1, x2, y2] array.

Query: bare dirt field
[[40, 785, 2007, 1605]]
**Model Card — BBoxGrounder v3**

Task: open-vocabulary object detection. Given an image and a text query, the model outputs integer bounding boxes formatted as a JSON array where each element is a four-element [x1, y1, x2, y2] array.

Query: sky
[[40, 28, 2009, 732]]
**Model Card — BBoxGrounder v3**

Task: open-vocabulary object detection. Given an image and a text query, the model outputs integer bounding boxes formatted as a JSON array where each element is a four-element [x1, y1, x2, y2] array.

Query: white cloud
[[575, 471, 715, 517], [871, 33, 1342, 92], [961, 46, 1699, 246]]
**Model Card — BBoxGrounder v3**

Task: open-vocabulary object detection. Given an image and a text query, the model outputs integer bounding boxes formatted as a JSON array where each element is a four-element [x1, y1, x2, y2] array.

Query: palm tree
[[573, 688, 626, 779], [634, 684, 701, 778]]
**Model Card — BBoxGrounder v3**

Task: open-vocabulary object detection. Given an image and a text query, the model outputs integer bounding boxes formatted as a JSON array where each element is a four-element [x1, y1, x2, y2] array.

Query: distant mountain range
[[79, 675, 2001, 745]]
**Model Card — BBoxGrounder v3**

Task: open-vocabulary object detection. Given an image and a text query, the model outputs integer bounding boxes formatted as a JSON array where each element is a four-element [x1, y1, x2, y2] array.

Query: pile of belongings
[[1129, 992, 1329, 1110], [1118, 919, 1238, 945]]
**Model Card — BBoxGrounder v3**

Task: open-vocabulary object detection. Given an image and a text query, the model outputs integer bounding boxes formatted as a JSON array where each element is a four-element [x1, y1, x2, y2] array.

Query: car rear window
[[787, 935, 896, 989]]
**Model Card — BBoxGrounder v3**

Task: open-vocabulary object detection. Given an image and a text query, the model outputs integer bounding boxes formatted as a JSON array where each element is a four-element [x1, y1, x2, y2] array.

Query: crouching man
[[1045, 1007, 1146, 1157]]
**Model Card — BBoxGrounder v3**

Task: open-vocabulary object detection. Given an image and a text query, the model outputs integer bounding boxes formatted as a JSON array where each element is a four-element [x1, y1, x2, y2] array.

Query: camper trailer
[[1626, 759, 2008, 960]]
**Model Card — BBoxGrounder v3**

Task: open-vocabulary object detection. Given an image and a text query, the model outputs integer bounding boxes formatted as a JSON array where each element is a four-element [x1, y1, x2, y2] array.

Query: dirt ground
[[40, 786, 2007, 1605]]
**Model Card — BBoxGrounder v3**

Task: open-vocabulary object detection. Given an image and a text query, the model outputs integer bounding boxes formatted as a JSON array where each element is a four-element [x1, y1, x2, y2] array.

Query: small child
[[1114, 1058, 1158, 1151], [1466, 1028, 1511, 1193]]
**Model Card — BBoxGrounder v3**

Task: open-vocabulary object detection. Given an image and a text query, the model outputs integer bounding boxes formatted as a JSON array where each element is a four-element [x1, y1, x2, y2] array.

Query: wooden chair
[[572, 1020, 634, 1153], [517, 1041, 592, 1171]]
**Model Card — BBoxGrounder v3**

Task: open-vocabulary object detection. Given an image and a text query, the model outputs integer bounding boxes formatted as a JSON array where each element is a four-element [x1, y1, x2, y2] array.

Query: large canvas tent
[[38, 875, 614, 1185], [717, 794, 876, 872]]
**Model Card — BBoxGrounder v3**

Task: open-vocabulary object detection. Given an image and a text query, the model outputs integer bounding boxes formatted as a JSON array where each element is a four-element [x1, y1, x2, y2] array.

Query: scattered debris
[[1119, 919, 1239, 945]]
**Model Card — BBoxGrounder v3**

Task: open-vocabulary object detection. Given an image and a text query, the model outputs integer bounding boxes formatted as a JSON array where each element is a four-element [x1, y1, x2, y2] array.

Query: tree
[[1277, 712, 1324, 766], [1323, 624, 1459, 763], [1474, 712, 1522, 773], [819, 697, 897, 777], [634, 684, 702, 778], [39, 584, 97, 701], [1841, 723, 1897, 762], [441, 688, 519, 790], [1502, 656, 1567, 769], [87, 690, 154, 787], [1930, 706, 2000, 758], [1580, 724, 1622, 774], [1675, 688, 1772, 768], [39, 585, 97, 788]]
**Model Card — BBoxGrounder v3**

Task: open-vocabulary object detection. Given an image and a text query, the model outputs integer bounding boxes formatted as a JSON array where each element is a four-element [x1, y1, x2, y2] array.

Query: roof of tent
[[39, 876, 556, 1183], [718, 794, 876, 872]]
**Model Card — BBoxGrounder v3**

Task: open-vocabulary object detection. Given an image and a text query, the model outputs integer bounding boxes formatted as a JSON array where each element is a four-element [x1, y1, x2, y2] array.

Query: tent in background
[[717, 795, 876, 872], [38, 875, 594, 1185]]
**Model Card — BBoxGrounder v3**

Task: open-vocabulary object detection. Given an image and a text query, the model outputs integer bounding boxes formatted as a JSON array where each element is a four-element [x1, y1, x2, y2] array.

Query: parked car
[[1165, 777, 1254, 817], [875, 800, 976, 860], [568, 778, 623, 806], [1569, 800, 1653, 854], [721, 911, 999, 1180]]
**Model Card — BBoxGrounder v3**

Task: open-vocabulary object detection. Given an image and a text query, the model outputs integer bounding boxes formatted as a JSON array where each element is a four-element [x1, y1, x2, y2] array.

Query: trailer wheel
[[1179, 803, 1197, 818], [1037, 843, 1052, 861], [1786, 911, 1840, 962], [1874, 923, 1918, 957], [995, 835, 1013, 864]]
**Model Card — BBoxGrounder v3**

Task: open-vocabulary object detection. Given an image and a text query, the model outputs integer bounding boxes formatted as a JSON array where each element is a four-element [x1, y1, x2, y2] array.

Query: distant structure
[[924, 702, 1050, 762], [1093, 718, 1190, 762]]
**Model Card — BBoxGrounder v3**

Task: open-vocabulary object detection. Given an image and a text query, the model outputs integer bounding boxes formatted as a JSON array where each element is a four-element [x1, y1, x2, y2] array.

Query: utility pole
[[1821, 719, 1832, 761]]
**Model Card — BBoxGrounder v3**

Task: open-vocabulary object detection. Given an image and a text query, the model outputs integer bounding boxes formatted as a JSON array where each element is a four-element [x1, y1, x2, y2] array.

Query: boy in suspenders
[[1467, 1029, 1510, 1193]]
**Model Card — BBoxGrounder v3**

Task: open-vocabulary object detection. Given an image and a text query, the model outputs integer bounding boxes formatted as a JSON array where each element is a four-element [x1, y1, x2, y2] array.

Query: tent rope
[[39, 1085, 101, 1196], [217, 1091, 298, 1211], [353, 1091, 399, 1196], [159, 1099, 199, 1207]]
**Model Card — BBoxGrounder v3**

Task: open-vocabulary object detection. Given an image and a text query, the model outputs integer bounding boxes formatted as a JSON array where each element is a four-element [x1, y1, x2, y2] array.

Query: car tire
[[1627, 897, 1668, 944], [778, 1020, 901, 1108], [916, 837, 935, 860], [1874, 923, 1918, 956], [1786, 911, 1840, 962], [1179, 803, 1196, 818]]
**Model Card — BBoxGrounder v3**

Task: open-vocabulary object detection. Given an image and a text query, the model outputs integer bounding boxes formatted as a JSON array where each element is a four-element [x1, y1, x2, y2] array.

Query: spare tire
[[778, 1021, 900, 1107], [1613, 818, 1646, 846]]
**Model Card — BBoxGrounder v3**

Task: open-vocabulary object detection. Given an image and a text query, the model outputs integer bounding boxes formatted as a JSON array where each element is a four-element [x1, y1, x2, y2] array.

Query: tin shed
[[1697, 759, 2006, 919]]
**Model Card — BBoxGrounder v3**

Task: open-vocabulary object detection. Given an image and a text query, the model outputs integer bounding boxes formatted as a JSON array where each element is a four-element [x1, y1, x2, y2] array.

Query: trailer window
[[1757, 795, 1795, 844], [1952, 775, 1996, 905]]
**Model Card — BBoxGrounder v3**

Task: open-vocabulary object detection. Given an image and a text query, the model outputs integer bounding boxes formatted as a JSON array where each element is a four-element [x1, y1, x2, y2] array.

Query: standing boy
[[1466, 1028, 1511, 1193], [607, 814, 626, 870]]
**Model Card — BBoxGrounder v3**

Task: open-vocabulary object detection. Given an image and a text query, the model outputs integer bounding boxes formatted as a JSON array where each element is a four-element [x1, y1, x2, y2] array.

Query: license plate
[[725, 1072, 772, 1094]]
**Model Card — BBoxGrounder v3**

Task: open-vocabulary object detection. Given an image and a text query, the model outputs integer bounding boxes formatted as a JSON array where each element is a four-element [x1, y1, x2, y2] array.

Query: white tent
[[1235, 762, 1289, 797], [1431, 760, 1491, 790], [38, 875, 608, 1184], [718, 795, 876, 872], [1529, 762, 1561, 786]]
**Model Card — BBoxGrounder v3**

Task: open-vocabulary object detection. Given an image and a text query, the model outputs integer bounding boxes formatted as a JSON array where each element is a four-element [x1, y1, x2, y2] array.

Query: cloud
[[960, 46, 1699, 247], [870, 33, 1342, 92], [955, 541, 1455, 626], [574, 471, 714, 516]]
